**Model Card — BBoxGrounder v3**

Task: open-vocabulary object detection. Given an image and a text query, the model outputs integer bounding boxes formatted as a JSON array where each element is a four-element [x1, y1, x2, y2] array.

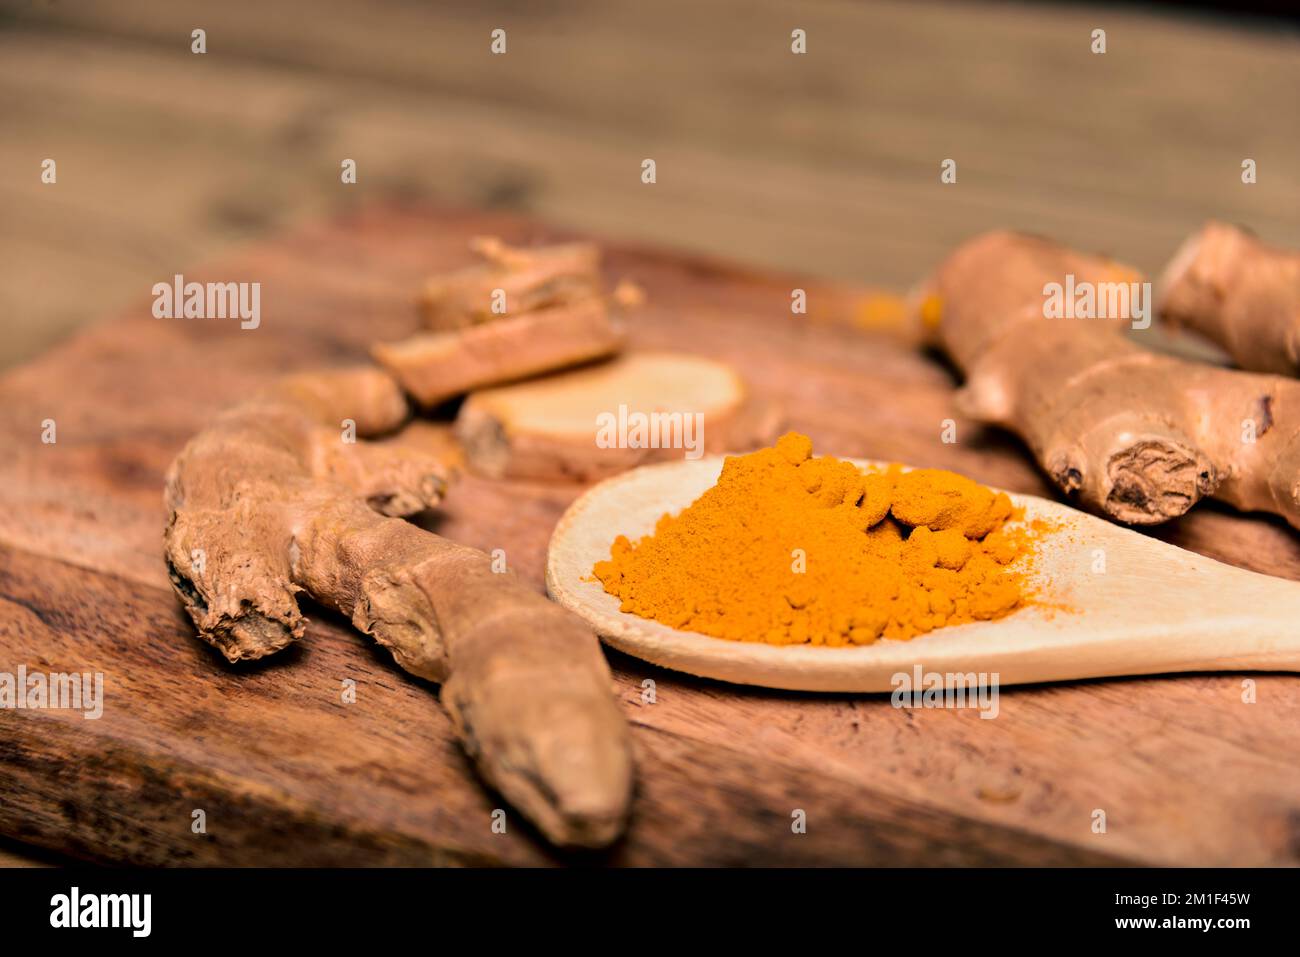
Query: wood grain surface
[[3, 0, 1298, 368], [2, 206, 1300, 866]]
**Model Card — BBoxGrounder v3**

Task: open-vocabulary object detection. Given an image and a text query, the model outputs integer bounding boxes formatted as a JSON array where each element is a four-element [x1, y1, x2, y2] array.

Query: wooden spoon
[[546, 457, 1300, 692]]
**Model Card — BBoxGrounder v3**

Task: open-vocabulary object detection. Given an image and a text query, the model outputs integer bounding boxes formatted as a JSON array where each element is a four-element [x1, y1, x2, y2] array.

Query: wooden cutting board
[[3, 205, 1299, 866]]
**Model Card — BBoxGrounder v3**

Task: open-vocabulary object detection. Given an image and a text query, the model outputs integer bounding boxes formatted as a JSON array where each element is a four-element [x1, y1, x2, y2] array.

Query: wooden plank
[[2, 205, 1300, 865], [13, 0, 1296, 232], [3, 2, 1297, 369], [0, 540, 1131, 867]]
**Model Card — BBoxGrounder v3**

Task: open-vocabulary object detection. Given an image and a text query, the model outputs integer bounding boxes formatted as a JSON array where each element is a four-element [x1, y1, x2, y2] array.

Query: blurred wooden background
[[1, 0, 1297, 369]]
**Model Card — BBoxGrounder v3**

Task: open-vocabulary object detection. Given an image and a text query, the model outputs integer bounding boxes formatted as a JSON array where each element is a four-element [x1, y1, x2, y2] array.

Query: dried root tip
[[1101, 440, 1217, 525], [1046, 450, 1087, 497], [438, 596, 633, 850], [164, 554, 304, 662], [1049, 424, 1217, 525], [363, 475, 447, 518], [212, 612, 303, 663], [163, 499, 307, 662], [442, 665, 633, 849]]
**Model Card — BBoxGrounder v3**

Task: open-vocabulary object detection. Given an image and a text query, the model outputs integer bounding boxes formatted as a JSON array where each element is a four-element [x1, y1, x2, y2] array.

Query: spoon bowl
[[546, 457, 1300, 691]]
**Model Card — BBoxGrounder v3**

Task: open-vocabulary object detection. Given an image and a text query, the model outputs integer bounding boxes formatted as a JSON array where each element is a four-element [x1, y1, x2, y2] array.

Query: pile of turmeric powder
[[593, 433, 1037, 645]]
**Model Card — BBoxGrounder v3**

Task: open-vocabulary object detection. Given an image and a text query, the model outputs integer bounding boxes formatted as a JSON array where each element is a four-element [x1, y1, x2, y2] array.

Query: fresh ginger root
[[917, 231, 1300, 529], [1157, 221, 1300, 376], [163, 366, 633, 848]]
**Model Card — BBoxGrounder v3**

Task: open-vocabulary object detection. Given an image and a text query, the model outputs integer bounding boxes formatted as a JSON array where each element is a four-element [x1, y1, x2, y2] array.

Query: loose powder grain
[[593, 433, 1039, 645]]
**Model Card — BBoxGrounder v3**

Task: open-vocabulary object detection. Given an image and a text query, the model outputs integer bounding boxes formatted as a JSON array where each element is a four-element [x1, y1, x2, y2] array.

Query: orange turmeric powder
[[593, 433, 1036, 645]]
